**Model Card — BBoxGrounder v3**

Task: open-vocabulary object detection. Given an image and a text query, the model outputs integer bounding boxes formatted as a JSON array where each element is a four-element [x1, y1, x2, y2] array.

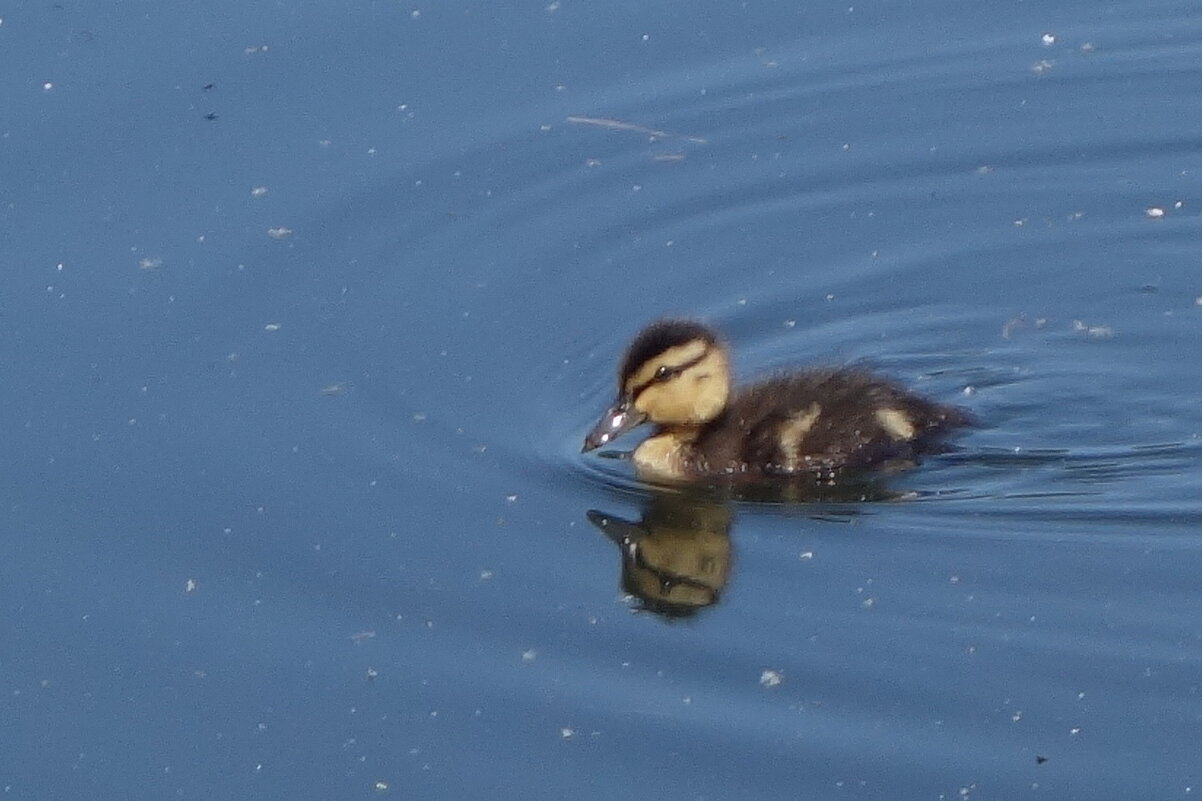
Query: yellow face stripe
[[624, 339, 710, 396]]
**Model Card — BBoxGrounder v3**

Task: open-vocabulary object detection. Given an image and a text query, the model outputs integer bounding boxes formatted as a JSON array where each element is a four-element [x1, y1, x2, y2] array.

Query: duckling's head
[[583, 320, 731, 452]]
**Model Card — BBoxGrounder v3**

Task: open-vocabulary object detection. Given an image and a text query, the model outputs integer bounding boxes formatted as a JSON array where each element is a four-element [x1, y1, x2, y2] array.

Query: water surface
[[3, 1, 1201, 799]]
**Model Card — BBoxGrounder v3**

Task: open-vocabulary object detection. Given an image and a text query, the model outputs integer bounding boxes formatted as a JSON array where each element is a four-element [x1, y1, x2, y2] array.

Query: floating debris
[[759, 669, 783, 688], [1072, 320, 1113, 338], [1002, 314, 1048, 339], [566, 115, 707, 144]]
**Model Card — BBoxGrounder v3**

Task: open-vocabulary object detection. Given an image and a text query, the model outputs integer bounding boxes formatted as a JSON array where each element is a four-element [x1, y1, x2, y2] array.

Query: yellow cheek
[[635, 384, 690, 422]]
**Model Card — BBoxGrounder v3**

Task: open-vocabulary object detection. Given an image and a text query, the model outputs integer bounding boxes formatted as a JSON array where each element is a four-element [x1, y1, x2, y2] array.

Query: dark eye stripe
[[631, 351, 708, 401]]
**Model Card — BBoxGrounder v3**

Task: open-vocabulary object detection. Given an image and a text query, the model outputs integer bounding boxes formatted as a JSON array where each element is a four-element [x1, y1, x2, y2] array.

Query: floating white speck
[[1072, 320, 1113, 338], [560, 727, 574, 739], [251, 186, 268, 197], [1030, 59, 1054, 74], [522, 649, 537, 663], [1145, 206, 1165, 218], [1041, 33, 1056, 46], [43, 82, 54, 91], [267, 226, 292, 239], [264, 322, 281, 332], [799, 551, 813, 560], [138, 256, 163, 271], [760, 669, 783, 687]]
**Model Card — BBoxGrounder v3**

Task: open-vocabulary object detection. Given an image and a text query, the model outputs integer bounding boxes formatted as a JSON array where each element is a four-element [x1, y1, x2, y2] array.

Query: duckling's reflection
[[587, 491, 732, 619], [587, 476, 900, 619]]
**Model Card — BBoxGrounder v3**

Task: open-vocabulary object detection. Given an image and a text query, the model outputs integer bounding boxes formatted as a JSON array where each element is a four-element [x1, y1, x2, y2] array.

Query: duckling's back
[[694, 369, 968, 477]]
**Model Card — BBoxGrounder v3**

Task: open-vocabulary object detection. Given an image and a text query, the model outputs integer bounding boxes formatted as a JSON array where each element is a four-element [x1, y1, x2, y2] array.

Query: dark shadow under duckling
[[582, 319, 971, 482]]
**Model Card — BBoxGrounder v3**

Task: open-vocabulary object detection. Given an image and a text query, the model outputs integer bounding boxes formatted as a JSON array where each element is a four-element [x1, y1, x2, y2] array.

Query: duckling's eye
[[654, 365, 677, 382]]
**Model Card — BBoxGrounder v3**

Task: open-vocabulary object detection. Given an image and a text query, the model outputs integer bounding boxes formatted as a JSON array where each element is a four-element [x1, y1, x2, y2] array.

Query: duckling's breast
[[631, 434, 694, 480]]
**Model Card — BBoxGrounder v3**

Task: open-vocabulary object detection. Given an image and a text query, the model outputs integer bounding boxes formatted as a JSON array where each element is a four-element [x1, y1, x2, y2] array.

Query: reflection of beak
[[582, 397, 647, 452]]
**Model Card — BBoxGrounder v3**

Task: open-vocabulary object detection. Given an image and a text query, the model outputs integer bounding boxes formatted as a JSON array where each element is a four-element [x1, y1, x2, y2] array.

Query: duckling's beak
[[582, 397, 647, 452]]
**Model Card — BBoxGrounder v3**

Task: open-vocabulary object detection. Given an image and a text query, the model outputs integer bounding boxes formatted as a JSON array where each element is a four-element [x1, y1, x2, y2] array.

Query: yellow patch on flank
[[778, 403, 822, 471], [875, 408, 916, 440], [625, 339, 709, 393]]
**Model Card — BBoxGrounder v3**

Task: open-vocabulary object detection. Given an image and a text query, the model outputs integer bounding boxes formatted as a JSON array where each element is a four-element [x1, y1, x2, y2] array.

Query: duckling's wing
[[719, 371, 965, 474]]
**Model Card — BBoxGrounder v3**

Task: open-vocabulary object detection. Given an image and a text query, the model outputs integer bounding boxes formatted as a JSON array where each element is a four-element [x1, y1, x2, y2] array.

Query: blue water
[[3, 1, 1201, 799]]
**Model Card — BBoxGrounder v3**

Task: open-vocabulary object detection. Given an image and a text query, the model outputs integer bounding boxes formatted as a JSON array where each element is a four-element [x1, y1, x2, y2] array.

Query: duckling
[[582, 319, 969, 481]]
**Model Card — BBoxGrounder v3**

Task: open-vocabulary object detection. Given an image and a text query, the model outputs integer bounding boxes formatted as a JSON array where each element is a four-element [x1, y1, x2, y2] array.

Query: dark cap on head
[[619, 319, 719, 382]]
